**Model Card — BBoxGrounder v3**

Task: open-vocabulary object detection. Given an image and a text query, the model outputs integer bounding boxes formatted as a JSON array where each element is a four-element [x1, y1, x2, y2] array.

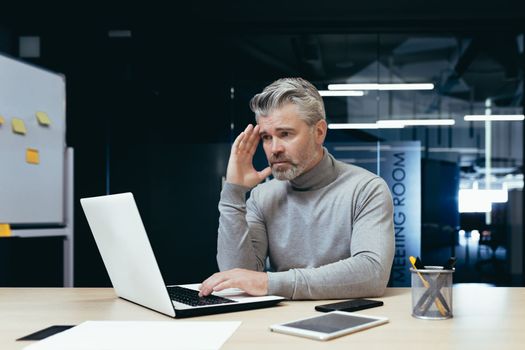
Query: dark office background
[[1, 0, 524, 287]]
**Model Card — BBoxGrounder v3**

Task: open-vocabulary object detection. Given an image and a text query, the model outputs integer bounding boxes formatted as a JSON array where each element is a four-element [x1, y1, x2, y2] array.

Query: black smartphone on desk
[[315, 299, 383, 313]]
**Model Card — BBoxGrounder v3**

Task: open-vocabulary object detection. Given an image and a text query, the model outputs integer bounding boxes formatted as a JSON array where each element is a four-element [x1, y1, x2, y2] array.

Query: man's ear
[[315, 120, 328, 145]]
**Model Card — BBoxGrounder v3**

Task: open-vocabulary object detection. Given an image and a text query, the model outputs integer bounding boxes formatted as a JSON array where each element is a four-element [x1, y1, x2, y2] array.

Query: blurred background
[[0, 0, 524, 288]]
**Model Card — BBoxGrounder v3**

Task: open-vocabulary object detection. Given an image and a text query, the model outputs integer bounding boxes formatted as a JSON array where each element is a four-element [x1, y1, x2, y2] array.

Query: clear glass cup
[[410, 266, 454, 320]]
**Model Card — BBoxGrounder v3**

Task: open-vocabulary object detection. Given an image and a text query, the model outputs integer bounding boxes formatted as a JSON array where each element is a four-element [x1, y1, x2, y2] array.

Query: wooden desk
[[1, 286, 524, 349]]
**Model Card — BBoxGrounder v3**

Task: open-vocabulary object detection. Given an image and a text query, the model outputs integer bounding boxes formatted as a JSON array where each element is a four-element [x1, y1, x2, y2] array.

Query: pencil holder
[[410, 266, 454, 320]]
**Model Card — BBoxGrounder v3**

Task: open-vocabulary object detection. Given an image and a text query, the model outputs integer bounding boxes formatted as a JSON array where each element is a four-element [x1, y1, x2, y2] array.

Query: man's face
[[258, 103, 325, 181]]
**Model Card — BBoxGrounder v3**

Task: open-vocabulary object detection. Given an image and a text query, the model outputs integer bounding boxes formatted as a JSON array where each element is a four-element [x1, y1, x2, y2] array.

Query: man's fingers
[[213, 280, 234, 293], [200, 277, 222, 296], [199, 273, 229, 296], [199, 282, 216, 297], [258, 167, 272, 181], [247, 125, 261, 154], [198, 282, 213, 297], [232, 124, 257, 156], [200, 269, 267, 297], [238, 124, 255, 153], [231, 131, 246, 154]]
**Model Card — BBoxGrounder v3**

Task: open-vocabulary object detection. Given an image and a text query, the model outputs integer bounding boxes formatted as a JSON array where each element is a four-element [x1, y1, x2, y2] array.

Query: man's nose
[[271, 139, 284, 154]]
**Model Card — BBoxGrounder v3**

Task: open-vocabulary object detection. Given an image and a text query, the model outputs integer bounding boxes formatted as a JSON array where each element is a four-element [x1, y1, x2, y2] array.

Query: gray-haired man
[[199, 78, 395, 299]]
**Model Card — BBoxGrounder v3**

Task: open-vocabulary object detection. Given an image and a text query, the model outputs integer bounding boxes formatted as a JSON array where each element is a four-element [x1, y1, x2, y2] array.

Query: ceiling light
[[328, 123, 406, 129], [319, 90, 365, 97], [328, 118, 455, 130], [464, 115, 525, 121], [328, 83, 434, 91], [374, 120, 407, 128], [328, 123, 379, 129], [378, 119, 455, 126]]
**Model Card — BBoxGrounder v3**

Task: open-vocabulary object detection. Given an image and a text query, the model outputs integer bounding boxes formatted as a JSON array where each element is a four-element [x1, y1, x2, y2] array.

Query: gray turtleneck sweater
[[217, 149, 395, 299]]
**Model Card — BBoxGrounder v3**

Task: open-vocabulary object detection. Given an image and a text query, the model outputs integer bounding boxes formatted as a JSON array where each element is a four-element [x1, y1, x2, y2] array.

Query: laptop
[[80, 192, 284, 318]]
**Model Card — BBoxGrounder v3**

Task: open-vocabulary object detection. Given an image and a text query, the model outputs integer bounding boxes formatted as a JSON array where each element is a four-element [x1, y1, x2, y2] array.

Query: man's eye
[[261, 135, 271, 141], [281, 132, 289, 137]]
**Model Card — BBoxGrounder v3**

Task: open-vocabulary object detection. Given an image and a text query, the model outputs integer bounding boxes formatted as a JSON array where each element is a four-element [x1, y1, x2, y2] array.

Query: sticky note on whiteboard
[[26, 148, 40, 164], [12, 118, 27, 134], [36, 111, 51, 126], [0, 224, 11, 237], [0, 115, 5, 125]]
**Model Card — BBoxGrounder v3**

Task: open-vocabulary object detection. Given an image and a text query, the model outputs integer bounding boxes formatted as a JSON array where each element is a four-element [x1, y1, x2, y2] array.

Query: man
[[199, 78, 394, 299]]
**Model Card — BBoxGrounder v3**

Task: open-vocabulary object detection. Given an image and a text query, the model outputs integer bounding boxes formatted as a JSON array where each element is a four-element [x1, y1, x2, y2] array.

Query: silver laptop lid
[[80, 192, 175, 317]]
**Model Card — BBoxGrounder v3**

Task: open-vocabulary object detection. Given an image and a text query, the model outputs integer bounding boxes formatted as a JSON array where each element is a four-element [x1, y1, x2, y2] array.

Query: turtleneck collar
[[289, 147, 338, 191]]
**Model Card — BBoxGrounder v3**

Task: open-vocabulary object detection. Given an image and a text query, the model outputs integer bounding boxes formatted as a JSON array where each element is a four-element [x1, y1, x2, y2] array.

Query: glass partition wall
[[228, 33, 524, 286]]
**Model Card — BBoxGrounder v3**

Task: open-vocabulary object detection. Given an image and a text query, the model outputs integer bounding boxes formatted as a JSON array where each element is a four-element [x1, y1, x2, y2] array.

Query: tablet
[[270, 311, 388, 341]]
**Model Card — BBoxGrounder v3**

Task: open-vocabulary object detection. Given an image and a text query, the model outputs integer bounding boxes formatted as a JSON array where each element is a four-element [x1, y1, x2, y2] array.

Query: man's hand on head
[[226, 124, 272, 189], [198, 268, 268, 297]]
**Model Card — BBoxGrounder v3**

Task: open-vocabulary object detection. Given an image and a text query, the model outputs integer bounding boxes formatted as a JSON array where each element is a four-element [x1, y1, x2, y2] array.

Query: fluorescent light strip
[[318, 90, 365, 97], [464, 115, 525, 121], [328, 119, 455, 130], [378, 119, 455, 126], [328, 83, 434, 91], [328, 123, 405, 129], [374, 120, 406, 128], [328, 123, 379, 129]]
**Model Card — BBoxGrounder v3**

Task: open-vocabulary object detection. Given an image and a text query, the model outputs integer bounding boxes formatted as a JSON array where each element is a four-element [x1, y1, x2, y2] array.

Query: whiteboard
[[0, 53, 66, 225]]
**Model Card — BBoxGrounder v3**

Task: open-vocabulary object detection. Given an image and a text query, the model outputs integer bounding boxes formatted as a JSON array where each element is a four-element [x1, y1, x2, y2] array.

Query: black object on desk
[[315, 299, 383, 313], [444, 257, 457, 270], [17, 325, 75, 341]]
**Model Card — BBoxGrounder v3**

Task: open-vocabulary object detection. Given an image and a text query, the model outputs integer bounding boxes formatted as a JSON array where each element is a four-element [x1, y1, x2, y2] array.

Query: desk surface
[[1, 286, 524, 349]]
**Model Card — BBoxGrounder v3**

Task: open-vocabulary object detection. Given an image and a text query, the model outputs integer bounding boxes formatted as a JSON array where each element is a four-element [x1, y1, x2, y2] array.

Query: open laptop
[[80, 192, 284, 318]]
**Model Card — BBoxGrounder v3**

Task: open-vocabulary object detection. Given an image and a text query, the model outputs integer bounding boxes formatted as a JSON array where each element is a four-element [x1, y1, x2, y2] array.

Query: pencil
[[409, 256, 447, 316]]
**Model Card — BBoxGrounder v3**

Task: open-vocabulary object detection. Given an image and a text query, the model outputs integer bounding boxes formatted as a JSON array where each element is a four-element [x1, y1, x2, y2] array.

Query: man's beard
[[270, 141, 320, 181], [272, 161, 304, 181]]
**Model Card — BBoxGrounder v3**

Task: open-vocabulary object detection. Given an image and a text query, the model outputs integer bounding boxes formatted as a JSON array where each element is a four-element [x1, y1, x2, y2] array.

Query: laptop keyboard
[[167, 286, 237, 306]]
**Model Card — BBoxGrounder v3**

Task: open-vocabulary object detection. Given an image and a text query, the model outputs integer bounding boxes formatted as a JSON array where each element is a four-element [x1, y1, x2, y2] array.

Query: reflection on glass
[[229, 32, 523, 286]]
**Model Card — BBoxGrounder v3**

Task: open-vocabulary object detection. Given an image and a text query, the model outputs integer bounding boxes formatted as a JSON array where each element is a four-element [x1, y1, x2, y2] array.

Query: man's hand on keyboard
[[198, 268, 268, 297]]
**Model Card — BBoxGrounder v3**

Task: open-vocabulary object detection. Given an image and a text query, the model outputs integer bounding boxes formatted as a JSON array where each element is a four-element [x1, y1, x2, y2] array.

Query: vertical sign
[[380, 141, 421, 287], [328, 142, 421, 286]]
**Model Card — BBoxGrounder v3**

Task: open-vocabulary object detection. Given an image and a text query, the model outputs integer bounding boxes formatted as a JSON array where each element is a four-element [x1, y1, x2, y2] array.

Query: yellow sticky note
[[0, 115, 5, 125], [36, 111, 51, 126], [0, 224, 11, 237], [26, 148, 40, 164], [12, 118, 27, 135]]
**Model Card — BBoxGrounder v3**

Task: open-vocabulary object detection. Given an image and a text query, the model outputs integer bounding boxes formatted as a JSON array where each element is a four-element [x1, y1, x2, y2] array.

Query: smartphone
[[315, 299, 383, 313], [270, 311, 388, 341]]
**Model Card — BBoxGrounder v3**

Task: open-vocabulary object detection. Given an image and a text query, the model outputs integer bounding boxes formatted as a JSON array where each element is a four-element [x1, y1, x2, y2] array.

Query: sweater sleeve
[[267, 178, 395, 299], [216, 182, 268, 272]]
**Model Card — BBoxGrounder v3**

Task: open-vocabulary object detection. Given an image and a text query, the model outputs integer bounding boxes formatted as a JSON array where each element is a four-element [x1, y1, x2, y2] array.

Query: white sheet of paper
[[24, 320, 241, 350]]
